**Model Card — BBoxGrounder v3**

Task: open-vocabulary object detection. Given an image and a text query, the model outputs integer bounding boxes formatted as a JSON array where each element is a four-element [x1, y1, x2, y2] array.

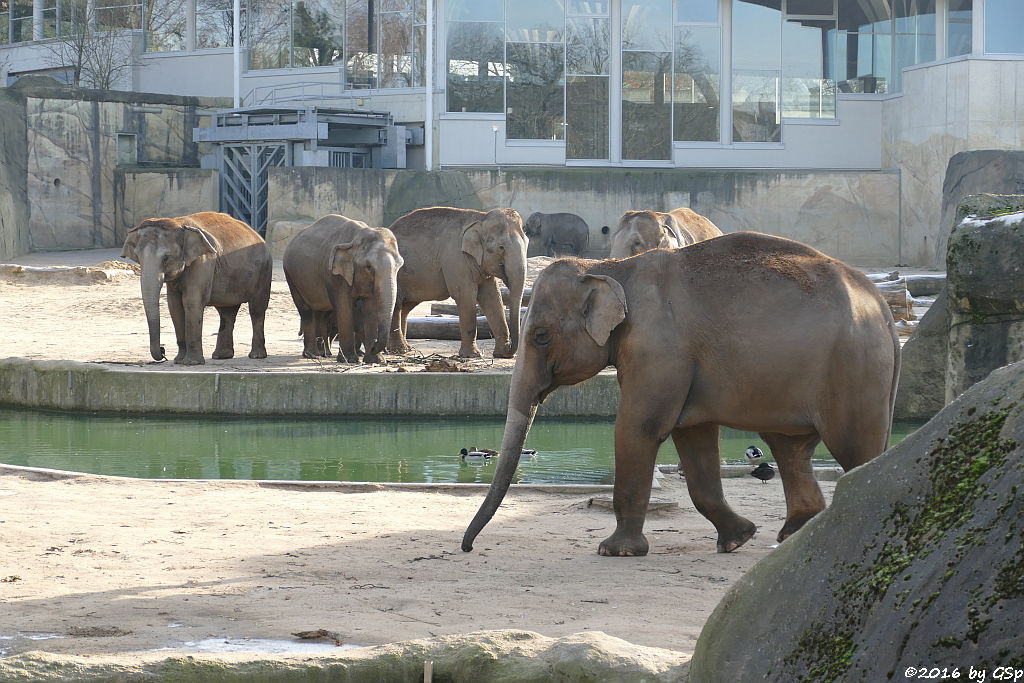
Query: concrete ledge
[[0, 358, 620, 417]]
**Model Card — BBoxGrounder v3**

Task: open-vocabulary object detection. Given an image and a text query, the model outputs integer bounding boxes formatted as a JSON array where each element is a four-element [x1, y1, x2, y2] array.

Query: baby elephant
[[121, 211, 272, 365], [604, 207, 721, 258], [283, 214, 403, 364], [523, 211, 590, 257]]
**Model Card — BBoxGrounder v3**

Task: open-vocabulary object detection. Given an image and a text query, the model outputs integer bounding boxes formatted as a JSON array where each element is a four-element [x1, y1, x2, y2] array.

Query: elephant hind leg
[[673, 423, 757, 553], [213, 304, 240, 359], [759, 432, 826, 542], [817, 407, 890, 473]]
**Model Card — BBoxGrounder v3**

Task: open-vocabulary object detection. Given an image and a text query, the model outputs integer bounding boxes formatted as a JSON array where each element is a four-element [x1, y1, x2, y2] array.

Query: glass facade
[[732, 0, 781, 142], [985, 0, 1024, 54], [946, 0, 971, 57]]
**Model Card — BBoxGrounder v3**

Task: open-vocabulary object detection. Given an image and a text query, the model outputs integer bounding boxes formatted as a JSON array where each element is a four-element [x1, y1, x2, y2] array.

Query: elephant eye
[[533, 327, 551, 346]]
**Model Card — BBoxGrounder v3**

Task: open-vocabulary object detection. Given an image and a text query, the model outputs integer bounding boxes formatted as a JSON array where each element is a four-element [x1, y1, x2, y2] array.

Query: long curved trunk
[[505, 256, 526, 353], [368, 274, 398, 356], [462, 356, 539, 551], [141, 261, 166, 361]]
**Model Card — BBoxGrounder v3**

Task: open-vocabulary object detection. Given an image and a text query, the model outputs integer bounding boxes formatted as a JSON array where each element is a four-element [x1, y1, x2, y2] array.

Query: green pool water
[[0, 408, 925, 485]]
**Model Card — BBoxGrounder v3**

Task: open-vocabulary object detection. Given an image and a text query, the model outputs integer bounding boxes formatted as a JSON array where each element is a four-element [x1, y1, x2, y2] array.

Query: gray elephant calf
[[387, 206, 528, 359], [283, 214, 403, 364], [121, 211, 272, 365], [604, 207, 721, 258], [523, 211, 590, 257]]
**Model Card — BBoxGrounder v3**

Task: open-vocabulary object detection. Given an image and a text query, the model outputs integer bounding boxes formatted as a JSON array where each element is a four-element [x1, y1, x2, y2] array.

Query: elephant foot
[[175, 356, 206, 366], [212, 349, 234, 360], [776, 513, 819, 543], [302, 349, 319, 359], [248, 348, 267, 359], [597, 531, 649, 557], [336, 352, 359, 364], [717, 521, 758, 553], [458, 346, 482, 359], [363, 352, 384, 365], [492, 343, 514, 359]]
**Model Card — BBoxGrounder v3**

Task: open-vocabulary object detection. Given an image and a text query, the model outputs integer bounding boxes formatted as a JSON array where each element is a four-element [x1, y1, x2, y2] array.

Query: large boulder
[[945, 202, 1024, 402], [689, 359, 1024, 682], [894, 288, 948, 420]]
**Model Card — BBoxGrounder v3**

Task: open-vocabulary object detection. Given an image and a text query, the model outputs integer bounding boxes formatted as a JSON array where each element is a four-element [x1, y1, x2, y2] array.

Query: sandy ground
[[0, 248, 891, 660]]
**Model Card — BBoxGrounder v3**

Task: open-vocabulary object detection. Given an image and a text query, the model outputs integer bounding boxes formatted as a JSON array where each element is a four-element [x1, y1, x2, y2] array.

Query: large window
[[196, 0, 235, 48], [565, 4, 609, 159], [674, 23, 720, 141], [986, 0, 1024, 54], [446, 0, 503, 112], [836, 0, 935, 94], [506, 0, 564, 140], [144, 0, 187, 51], [946, 0, 971, 57], [622, 0, 672, 159], [783, 0, 837, 119], [732, 0, 781, 142]]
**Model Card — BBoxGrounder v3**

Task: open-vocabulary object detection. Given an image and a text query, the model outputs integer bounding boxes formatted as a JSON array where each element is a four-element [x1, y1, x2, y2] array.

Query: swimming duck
[[744, 445, 764, 466], [470, 446, 499, 456], [460, 448, 493, 461], [750, 462, 775, 483]]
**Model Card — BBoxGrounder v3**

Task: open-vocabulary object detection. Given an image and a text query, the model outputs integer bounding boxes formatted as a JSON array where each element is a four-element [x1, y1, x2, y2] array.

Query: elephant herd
[[121, 205, 901, 557]]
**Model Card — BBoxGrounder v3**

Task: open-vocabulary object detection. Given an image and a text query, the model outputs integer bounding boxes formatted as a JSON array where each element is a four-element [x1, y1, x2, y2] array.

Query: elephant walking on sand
[[121, 211, 272, 365], [604, 207, 721, 258], [523, 212, 590, 257], [463, 232, 900, 556], [283, 214, 403, 364], [387, 207, 528, 359]]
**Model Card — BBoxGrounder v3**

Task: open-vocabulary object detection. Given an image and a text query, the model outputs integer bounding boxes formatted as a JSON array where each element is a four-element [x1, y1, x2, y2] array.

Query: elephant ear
[[121, 226, 142, 263], [180, 225, 220, 267], [461, 220, 485, 265], [331, 242, 357, 286], [580, 274, 627, 346], [660, 216, 687, 247]]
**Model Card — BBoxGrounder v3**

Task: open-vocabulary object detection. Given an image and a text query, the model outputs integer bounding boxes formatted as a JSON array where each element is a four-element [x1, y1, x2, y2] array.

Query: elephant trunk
[[505, 256, 526, 354], [141, 260, 166, 361], [462, 356, 538, 551], [368, 273, 398, 357]]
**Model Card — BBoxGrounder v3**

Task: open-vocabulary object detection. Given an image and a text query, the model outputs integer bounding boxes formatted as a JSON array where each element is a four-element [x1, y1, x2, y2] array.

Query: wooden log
[[905, 274, 946, 297], [875, 278, 915, 321], [430, 302, 528, 317], [406, 316, 494, 340]]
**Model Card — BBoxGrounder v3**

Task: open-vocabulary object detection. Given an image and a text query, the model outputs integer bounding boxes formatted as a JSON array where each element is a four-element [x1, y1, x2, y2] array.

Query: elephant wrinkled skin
[[463, 232, 901, 556], [605, 207, 722, 258], [121, 211, 272, 365], [283, 214, 403, 364], [387, 207, 528, 359], [523, 212, 590, 257]]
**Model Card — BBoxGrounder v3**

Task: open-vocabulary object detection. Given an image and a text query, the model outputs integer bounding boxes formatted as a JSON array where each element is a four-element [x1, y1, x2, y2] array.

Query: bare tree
[[45, 1, 137, 90]]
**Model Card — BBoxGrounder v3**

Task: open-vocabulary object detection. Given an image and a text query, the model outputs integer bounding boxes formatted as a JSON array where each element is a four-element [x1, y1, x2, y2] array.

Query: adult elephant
[[463, 232, 900, 556], [387, 207, 528, 359], [523, 212, 590, 257], [121, 211, 271, 365], [283, 214, 403, 364], [603, 207, 722, 258]]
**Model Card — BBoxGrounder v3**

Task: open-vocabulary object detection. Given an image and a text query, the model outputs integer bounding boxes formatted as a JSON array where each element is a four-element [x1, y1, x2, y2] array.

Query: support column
[[33, 0, 44, 40]]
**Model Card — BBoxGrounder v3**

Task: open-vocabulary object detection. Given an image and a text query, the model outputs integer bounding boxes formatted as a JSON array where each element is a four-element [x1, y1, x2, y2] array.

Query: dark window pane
[[506, 0, 563, 43], [506, 42, 565, 140], [447, 21, 504, 112], [732, 70, 780, 142], [786, 0, 833, 16], [447, 0, 501, 22], [566, 16, 609, 75], [676, 0, 717, 23], [379, 11, 413, 87], [674, 24, 720, 141], [292, 1, 344, 67], [622, 50, 672, 159], [145, 0, 187, 52], [566, 75, 608, 159], [346, 0, 375, 87], [247, 0, 291, 67], [622, 0, 671, 51], [412, 23, 425, 85]]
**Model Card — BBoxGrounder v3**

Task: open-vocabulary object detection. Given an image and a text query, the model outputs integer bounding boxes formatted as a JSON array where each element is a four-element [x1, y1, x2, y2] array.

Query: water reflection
[[0, 408, 925, 485]]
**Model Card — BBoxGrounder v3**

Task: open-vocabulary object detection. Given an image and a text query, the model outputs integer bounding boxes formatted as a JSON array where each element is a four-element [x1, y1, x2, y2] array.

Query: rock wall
[[114, 168, 219, 239], [689, 359, 1024, 682], [945, 203, 1024, 403], [894, 289, 948, 420], [268, 167, 900, 264]]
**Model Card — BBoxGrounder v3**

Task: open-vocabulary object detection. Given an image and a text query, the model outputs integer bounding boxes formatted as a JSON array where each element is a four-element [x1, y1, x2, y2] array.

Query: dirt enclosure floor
[[0, 250, 837, 662]]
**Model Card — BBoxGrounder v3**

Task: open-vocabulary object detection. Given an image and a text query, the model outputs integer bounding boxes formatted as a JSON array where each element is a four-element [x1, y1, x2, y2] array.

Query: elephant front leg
[[760, 432, 826, 542], [247, 302, 268, 360], [213, 304, 239, 359], [453, 288, 482, 358], [165, 286, 190, 364], [477, 279, 512, 358], [600, 422, 661, 556], [332, 300, 360, 363], [387, 301, 414, 355], [674, 423, 757, 553]]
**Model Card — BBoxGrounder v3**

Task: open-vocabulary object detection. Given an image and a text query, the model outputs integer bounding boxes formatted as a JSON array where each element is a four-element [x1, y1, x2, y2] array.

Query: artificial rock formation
[[945, 201, 1024, 402], [689, 359, 1024, 682], [894, 288, 948, 420]]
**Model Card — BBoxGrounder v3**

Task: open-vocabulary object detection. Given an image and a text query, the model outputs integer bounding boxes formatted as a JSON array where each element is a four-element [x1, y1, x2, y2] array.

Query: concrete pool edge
[[0, 357, 620, 417]]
